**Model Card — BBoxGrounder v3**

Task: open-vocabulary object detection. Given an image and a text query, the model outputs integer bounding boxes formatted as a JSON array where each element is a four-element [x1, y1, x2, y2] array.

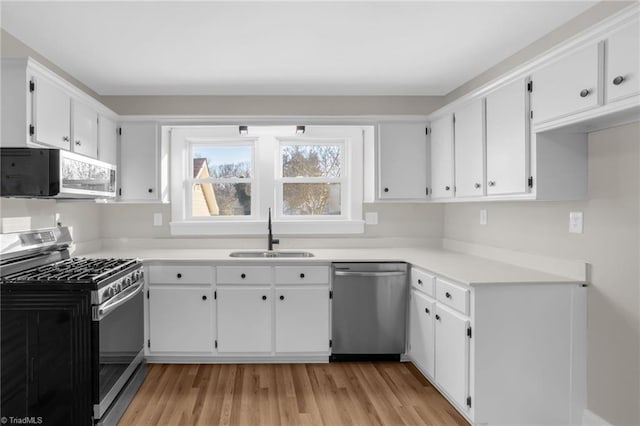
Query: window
[[170, 125, 366, 235]]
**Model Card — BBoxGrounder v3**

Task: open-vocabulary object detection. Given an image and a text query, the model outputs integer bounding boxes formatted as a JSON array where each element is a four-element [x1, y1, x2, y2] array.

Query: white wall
[[443, 123, 640, 426]]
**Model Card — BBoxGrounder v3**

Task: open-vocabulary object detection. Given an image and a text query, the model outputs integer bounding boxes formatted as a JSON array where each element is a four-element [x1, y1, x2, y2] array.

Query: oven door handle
[[94, 281, 143, 321]]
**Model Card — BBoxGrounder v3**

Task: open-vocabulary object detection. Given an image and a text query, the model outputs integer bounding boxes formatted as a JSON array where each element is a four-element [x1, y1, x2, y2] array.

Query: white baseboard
[[583, 409, 612, 426]]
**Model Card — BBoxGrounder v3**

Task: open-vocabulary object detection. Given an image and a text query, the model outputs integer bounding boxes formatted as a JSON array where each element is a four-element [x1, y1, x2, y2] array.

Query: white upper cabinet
[[98, 115, 118, 165], [531, 43, 602, 124], [119, 122, 159, 201], [485, 78, 531, 196], [378, 122, 429, 200], [453, 99, 485, 198], [430, 115, 455, 199], [606, 20, 640, 103], [31, 74, 71, 150], [71, 99, 98, 158]]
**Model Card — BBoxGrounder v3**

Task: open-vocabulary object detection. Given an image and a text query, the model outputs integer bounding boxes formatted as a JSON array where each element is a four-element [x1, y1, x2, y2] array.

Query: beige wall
[[444, 123, 640, 425], [445, 1, 634, 103]]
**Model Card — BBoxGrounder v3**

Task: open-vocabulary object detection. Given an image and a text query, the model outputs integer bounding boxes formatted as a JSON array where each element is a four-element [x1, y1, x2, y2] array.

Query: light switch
[[153, 213, 163, 227], [479, 209, 488, 226], [365, 212, 378, 225], [569, 211, 583, 234]]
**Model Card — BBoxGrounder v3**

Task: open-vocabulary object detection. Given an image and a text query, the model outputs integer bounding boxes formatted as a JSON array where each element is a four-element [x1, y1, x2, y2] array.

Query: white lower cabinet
[[408, 266, 586, 425], [275, 286, 330, 353], [408, 289, 435, 378], [217, 286, 272, 353], [148, 285, 214, 353]]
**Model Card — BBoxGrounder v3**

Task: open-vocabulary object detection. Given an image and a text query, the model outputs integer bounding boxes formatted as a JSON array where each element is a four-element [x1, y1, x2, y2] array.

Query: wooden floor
[[119, 362, 468, 426]]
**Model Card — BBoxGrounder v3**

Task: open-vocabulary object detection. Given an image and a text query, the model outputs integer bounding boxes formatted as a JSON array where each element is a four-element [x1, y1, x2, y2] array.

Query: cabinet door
[[435, 305, 470, 411], [531, 43, 602, 124], [454, 99, 484, 198], [378, 122, 428, 199], [430, 115, 454, 199], [275, 286, 329, 353], [119, 122, 158, 200], [486, 79, 530, 195], [409, 290, 435, 379], [71, 99, 98, 158], [31, 75, 71, 150], [148, 286, 213, 353], [606, 20, 640, 103], [98, 115, 118, 165], [217, 287, 272, 353]]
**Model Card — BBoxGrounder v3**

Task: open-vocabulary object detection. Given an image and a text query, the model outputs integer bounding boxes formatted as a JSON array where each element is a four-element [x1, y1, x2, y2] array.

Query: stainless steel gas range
[[0, 227, 146, 426]]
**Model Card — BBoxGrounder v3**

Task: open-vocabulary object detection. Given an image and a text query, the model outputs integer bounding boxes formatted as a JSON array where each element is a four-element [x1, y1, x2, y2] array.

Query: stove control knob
[[125, 277, 132, 287], [116, 283, 122, 293], [103, 289, 111, 300]]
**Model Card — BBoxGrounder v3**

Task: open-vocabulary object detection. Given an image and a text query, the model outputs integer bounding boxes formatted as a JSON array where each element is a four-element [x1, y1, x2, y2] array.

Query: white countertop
[[79, 247, 583, 286]]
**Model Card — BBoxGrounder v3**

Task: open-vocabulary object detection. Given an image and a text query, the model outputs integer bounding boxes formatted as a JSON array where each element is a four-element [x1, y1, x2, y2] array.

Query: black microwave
[[1, 148, 116, 199]]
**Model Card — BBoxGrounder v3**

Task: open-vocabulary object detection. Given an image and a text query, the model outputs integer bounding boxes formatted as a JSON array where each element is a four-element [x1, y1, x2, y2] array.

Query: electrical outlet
[[479, 209, 488, 226], [153, 213, 163, 227], [569, 212, 583, 234]]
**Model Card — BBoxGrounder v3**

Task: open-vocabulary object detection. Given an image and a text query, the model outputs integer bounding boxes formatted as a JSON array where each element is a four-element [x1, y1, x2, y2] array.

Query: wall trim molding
[[442, 238, 588, 282]]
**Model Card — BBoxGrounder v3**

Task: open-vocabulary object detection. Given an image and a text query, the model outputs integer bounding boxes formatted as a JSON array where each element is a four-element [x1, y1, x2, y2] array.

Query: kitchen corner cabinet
[[377, 122, 429, 200], [485, 78, 530, 196], [453, 99, 485, 198], [531, 43, 602, 125], [429, 115, 455, 199], [0, 57, 117, 161], [606, 19, 640, 103], [408, 266, 587, 425], [119, 122, 160, 201]]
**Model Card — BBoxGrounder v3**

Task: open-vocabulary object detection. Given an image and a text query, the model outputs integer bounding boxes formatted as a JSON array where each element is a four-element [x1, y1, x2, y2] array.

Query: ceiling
[[1, 1, 598, 96]]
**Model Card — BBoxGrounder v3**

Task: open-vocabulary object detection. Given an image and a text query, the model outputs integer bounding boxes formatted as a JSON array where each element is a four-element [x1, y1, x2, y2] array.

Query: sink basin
[[229, 251, 314, 258]]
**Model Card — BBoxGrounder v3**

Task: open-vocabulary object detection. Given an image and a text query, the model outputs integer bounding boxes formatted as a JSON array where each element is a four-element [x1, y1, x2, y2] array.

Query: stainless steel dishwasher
[[331, 262, 408, 360]]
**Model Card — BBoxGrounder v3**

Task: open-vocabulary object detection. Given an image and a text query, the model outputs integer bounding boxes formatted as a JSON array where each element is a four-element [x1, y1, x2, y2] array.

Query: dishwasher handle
[[334, 270, 407, 278]]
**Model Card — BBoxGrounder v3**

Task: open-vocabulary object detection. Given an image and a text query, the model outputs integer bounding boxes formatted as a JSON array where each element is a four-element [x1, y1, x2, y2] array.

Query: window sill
[[170, 220, 365, 236]]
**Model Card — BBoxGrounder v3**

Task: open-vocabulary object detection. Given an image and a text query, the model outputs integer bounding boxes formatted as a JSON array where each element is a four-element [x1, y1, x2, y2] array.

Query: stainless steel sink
[[229, 251, 314, 258]]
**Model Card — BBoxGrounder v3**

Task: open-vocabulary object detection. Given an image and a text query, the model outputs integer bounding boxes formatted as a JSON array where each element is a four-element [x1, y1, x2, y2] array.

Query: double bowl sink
[[229, 251, 314, 258]]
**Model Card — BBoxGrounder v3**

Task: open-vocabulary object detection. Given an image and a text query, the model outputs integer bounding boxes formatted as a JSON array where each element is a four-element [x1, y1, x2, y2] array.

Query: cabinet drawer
[[217, 266, 272, 284], [147, 265, 212, 284], [411, 268, 435, 297], [275, 266, 329, 284], [436, 278, 469, 315]]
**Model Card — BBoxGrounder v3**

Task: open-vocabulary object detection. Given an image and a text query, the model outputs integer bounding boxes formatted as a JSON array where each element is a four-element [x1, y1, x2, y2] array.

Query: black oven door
[[92, 282, 144, 421]]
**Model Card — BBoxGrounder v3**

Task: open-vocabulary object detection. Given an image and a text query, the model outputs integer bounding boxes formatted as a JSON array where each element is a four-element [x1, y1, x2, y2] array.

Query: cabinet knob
[[425, 307, 430, 314], [445, 292, 452, 299], [488, 181, 496, 187], [202, 295, 207, 301], [384, 187, 389, 193], [299, 273, 305, 278], [148, 188, 153, 193], [474, 183, 481, 189], [445, 186, 450, 191], [262, 295, 267, 301], [417, 279, 422, 285], [579, 89, 590, 98], [176, 273, 182, 279], [435, 314, 441, 320], [63, 136, 70, 142], [241, 273, 246, 279], [280, 295, 285, 301], [75, 140, 82, 146], [613, 75, 625, 86]]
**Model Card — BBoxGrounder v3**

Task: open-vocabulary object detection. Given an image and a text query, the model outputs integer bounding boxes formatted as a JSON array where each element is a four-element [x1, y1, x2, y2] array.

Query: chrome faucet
[[268, 208, 279, 251]]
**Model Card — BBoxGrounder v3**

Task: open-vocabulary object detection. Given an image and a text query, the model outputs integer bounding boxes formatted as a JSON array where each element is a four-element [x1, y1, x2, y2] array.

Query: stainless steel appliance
[[331, 262, 408, 360], [0, 148, 116, 198], [0, 227, 145, 425]]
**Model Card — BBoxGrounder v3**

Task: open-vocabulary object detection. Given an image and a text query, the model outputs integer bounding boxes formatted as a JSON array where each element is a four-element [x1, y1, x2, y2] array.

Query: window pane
[[193, 146, 252, 178], [192, 183, 251, 216], [283, 183, 341, 215], [282, 145, 341, 178]]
